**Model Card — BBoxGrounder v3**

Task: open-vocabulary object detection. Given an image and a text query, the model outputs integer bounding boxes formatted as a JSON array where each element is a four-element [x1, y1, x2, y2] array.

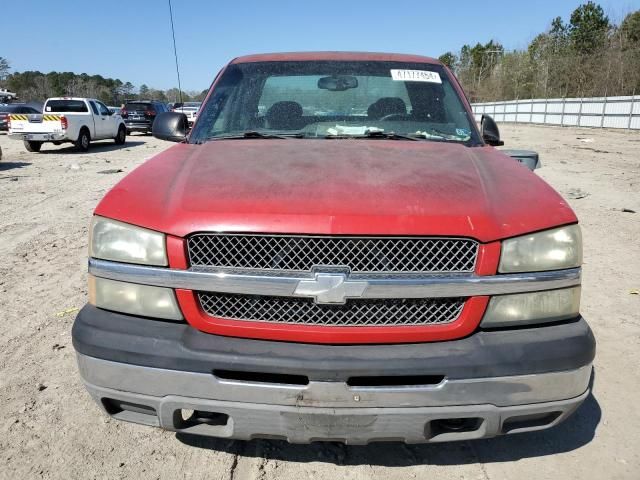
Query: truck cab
[[72, 52, 594, 444]]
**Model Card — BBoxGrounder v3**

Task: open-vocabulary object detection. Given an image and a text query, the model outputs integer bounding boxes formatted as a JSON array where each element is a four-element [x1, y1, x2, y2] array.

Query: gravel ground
[[0, 125, 638, 480]]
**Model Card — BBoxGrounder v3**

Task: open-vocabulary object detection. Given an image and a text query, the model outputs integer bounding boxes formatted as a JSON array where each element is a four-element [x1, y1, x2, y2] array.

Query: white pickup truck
[[0, 88, 17, 102], [8, 97, 127, 152]]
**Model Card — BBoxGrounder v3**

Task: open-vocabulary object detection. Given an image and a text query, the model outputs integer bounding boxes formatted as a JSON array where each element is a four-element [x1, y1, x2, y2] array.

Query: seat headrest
[[265, 101, 304, 130], [367, 97, 407, 119]]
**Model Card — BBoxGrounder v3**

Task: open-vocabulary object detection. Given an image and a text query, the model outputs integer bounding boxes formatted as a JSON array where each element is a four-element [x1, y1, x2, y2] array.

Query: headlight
[[90, 216, 167, 266], [499, 225, 582, 273], [89, 276, 183, 320], [481, 287, 581, 327]]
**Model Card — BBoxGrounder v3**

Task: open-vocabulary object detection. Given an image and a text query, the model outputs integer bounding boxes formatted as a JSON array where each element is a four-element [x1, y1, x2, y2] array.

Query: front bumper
[[73, 305, 595, 443]]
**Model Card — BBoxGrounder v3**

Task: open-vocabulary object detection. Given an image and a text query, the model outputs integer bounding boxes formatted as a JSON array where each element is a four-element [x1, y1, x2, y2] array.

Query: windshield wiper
[[197, 131, 305, 143], [241, 131, 305, 139], [362, 130, 419, 141], [324, 130, 419, 141]]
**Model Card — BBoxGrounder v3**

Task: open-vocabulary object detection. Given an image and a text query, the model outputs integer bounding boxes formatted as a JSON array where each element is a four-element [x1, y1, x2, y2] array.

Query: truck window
[[96, 102, 110, 116], [89, 101, 99, 115], [45, 100, 89, 113]]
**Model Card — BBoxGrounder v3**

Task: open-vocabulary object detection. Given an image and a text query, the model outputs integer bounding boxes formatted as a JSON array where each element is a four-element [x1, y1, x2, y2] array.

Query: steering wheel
[[378, 113, 406, 121]]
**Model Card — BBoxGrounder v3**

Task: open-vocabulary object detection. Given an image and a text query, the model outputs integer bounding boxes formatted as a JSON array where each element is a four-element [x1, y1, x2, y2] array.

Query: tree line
[[0, 63, 207, 106], [439, 2, 640, 102]]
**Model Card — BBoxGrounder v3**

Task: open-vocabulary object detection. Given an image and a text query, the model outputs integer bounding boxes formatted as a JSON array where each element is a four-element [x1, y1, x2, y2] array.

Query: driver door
[[95, 101, 115, 139]]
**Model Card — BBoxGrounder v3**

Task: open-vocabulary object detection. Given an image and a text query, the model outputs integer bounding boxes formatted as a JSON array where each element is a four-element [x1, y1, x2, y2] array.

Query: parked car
[[73, 52, 594, 444], [121, 100, 168, 134], [0, 88, 17, 102], [0, 104, 41, 131], [8, 97, 126, 152], [172, 101, 201, 127]]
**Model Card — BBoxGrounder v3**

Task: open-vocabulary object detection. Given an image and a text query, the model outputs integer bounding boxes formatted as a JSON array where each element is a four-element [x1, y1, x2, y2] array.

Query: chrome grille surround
[[187, 234, 478, 273], [198, 293, 466, 327], [88, 258, 581, 329]]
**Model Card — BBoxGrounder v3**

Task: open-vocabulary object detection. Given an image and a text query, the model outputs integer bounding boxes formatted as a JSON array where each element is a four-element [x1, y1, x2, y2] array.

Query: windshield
[[190, 61, 479, 145]]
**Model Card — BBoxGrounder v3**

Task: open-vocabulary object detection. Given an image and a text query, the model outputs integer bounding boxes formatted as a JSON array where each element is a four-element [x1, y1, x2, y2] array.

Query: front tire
[[24, 140, 42, 152], [75, 129, 90, 152], [114, 125, 126, 145]]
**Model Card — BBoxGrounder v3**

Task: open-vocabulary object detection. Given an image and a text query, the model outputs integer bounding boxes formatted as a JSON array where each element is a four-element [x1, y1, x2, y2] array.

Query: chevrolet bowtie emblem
[[294, 273, 368, 304]]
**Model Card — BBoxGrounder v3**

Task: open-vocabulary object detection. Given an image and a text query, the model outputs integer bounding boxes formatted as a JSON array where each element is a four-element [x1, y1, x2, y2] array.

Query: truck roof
[[45, 97, 94, 101], [231, 51, 441, 65]]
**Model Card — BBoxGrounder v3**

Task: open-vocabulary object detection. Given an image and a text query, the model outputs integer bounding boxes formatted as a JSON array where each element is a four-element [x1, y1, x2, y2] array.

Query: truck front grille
[[198, 293, 465, 327], [188, 234, 478, 273]]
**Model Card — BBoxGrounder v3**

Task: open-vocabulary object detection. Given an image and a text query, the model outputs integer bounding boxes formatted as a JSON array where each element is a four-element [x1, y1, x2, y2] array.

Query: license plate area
[[281, 411, 377, 435], [25, 134, 50, 141]]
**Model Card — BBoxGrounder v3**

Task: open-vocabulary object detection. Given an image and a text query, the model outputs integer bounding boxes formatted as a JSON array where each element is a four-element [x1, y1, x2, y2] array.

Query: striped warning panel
[[7, 114, 61, 121]]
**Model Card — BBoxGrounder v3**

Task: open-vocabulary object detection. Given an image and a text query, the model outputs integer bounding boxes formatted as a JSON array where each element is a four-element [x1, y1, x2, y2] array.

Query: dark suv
[[122, 101, 168, 134], [1, 104, 41, 131]]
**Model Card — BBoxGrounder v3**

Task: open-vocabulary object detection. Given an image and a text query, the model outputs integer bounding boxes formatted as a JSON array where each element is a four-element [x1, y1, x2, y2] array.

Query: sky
[[3, 0, 640, 92]]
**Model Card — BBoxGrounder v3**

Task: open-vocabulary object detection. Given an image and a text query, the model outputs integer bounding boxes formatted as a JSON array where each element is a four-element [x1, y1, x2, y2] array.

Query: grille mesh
[[198, 293, 465, 327], [188, 234, 478, 273]]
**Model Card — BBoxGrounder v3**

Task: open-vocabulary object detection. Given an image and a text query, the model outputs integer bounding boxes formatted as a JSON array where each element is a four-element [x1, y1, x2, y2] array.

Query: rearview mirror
[[152, 112, 188, 142], [481, 115, 504, 146], [318, 75, 358, 91]]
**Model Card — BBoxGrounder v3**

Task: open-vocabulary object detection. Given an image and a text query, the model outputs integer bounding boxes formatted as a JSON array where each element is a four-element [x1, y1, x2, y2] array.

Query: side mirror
[[152, 112, 188, 142], [481, 115, 504, 146]]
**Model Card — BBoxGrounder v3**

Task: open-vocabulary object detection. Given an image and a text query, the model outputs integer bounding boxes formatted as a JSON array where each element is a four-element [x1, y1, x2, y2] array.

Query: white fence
[[472, 95, 640, 130]]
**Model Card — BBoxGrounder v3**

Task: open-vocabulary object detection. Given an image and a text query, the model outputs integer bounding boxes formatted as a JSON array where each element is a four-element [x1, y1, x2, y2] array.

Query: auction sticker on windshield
[[390, 70, 442, 84]]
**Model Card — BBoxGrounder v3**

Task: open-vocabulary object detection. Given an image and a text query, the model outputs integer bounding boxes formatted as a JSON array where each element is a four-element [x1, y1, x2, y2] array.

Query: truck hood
[[95, 139, 576, 242]]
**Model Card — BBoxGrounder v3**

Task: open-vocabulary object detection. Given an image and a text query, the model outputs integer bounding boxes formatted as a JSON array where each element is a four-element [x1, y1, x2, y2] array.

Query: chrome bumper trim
[[88, 258, 581, 299], [9, 132, 66, 141], [77, 353, 592, 408]]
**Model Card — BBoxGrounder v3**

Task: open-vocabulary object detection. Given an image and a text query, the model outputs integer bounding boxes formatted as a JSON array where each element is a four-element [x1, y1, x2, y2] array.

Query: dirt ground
[[0, 124, 638, 480]]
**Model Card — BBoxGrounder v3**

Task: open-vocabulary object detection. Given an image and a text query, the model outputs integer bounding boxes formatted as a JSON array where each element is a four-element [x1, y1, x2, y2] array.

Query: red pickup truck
[[72, 52, 594, 444]]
